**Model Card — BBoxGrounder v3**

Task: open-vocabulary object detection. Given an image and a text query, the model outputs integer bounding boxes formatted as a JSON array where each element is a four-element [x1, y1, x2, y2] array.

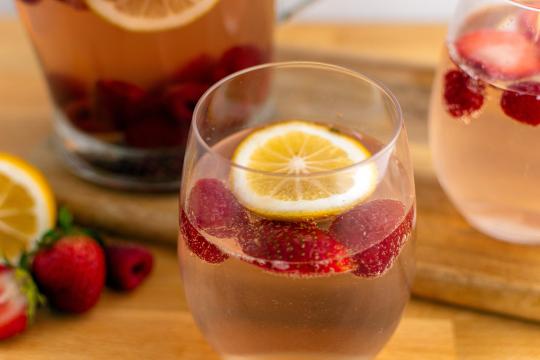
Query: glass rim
[[505, 0, 540, 11], [192, 61, 404, 178]]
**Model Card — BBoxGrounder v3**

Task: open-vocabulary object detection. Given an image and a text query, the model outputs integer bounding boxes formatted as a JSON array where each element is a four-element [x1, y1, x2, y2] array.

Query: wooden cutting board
[[32, 47, 540, 324]]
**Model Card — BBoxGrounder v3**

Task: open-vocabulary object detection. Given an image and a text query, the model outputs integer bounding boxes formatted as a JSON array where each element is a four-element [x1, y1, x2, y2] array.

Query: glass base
[[465, 213, 540, 245], [54, 111, 183, 192]]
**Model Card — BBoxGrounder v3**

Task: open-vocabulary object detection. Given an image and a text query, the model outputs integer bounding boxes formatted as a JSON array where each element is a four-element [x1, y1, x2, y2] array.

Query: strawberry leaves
[[37, 207, 105, 250], [14, 268, 46, 322]]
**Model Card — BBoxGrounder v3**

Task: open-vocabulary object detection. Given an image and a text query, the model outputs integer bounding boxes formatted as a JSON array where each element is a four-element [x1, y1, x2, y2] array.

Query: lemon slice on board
[[0, 154, 56, 260], [230, 120, 378, 220], [87, 0, 219, 32]]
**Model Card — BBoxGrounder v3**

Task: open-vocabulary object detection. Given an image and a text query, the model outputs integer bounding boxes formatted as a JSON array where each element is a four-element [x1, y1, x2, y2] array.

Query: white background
[[2, 0, 458, 22]]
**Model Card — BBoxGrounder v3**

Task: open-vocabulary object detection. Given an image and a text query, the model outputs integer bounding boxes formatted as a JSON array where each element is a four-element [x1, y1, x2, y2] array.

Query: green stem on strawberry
[[36, 207, 105, 251], [0, 255, 45, 326], [15, 268, 46, 322]]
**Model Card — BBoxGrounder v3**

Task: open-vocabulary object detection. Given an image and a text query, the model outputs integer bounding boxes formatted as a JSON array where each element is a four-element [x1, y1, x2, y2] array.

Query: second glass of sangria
[[430, 0, 540, 243]]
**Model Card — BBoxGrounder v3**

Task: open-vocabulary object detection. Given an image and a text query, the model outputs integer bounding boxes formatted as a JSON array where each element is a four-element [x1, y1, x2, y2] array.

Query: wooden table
[[2, 18, 540, 359]]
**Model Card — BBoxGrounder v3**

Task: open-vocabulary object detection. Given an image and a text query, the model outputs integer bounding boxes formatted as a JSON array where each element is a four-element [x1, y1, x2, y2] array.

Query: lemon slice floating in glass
[[87, 0, 219, 32], [0, 154, 56, 260], [230, 120, 378, 220]]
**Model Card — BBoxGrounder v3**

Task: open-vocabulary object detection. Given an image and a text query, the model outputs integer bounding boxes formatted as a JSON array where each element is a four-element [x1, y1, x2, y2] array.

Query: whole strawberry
[[31, 208, 105, 314], [32, 236, 105, 314], [0, 265, 41, 340]]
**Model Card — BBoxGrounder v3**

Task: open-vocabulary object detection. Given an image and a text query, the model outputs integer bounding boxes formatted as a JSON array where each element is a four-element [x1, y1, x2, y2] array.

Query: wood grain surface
[[0, 242, 456, 360], [4, 18, 540, 359]]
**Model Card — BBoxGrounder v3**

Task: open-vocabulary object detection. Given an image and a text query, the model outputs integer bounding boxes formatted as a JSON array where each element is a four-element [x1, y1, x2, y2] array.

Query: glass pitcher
[[15, 0, 315, 190]]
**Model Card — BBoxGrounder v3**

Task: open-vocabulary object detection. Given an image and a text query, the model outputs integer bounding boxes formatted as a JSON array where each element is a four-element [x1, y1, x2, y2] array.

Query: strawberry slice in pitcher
[[212, 45, 264, 82], [455, 29, 540, 79], [165, 82, 210, 126], [47, 73, 87, 106], [124, 115, 187, 149], [64, 99, 117, 133], [95, 79, 146, 130], [172, 54, 216, 84]]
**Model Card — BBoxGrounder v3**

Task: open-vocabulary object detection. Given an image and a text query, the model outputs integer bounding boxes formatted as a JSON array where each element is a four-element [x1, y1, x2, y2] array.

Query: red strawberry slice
[[455, 29, 540, 79], [239, 220, 352, 276], [212, 45, 264, 82], [180, 211, 229, 264], [0, 266, 35, 341], [95, 79, 146, 130], [165, 82, 210, 126], [501, 81, 540, 126], [330, 200, 415, 278], [443, 69, 485, 118], [105, 244, 154, 291], [172, 54, 216, 84], [187, 179, 248, 238]]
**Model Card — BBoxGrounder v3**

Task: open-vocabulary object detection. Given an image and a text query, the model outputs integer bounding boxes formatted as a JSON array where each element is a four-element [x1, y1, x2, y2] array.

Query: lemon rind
[[86, 0, 219, 32], [0, 153, 56, 254]]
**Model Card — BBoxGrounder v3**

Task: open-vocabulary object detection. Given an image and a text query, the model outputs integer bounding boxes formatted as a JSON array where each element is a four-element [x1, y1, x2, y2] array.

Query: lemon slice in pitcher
[[87, 0, 219, 32], [230, 121, 378, 220], [0, 154, 56, 260]]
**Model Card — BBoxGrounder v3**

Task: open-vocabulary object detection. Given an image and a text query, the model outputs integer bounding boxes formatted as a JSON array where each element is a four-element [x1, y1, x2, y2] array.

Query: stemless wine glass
[[179, 62, 416, 359], [429, 0, 540, 244]]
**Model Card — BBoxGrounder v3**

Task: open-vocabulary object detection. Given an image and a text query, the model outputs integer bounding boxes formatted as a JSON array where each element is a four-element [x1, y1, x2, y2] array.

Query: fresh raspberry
[[172, 54, 216, 84], [180, 211, 229, 264], [501, 81, 540, 126], [124, 115, 187, 149], [187, 179, 248, 238], [213, 45, 264, 82], [64, 99, 116, 133], [0, 267, 38, 340], [95, 79, 146, 130], [455, 29, 540, 80], [330, 200, 415, 278], [47, 73, 87, 106], [105, 244, 154, 291], [164, 82, 210, 125], [443, 69, 485, 118], [32, 236, 106, 314], [239, 220, 352, 276]]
